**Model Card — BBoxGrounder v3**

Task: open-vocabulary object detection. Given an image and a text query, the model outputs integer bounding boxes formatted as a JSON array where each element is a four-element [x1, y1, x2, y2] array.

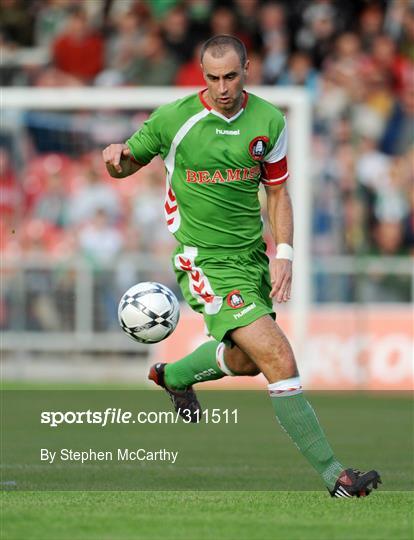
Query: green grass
[[2, 491, 413, 540], [1, 389, 413, 539]]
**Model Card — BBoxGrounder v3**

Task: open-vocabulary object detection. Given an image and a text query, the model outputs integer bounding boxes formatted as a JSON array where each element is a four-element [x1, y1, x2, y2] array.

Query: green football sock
[[164, 340, 226, 390], [269, 377, 344, 489]]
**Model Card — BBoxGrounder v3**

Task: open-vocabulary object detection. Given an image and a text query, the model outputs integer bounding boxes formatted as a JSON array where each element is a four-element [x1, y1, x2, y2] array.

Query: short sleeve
[[261, 117, 289, 186], [126, 108, 163, 165]]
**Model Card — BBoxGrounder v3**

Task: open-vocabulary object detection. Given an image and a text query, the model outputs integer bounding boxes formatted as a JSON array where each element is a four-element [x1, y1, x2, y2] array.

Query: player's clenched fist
[[102, 143, 131, 174]]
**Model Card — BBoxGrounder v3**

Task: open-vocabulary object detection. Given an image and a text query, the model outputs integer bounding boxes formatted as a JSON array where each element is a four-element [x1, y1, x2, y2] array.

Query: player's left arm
[[265, 183, 293, 303]]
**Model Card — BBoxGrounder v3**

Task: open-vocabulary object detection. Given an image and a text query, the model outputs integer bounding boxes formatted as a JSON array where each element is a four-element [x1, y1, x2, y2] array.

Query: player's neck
[[203, 90, 244, 118]]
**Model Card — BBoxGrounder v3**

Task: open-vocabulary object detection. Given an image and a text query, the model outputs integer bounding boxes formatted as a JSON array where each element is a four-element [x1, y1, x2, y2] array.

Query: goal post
[[2, 86, 312, 357]]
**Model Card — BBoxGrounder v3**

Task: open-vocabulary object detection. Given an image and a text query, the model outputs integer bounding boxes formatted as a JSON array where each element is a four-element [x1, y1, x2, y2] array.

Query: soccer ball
[[118, 282, 180, 344]]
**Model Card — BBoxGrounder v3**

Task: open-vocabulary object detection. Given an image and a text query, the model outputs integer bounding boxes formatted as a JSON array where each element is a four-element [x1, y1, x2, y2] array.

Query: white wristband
[[275, 243, 293, 261]]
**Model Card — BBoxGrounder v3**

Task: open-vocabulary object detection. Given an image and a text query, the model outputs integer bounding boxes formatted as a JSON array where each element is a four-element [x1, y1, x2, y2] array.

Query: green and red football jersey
[[126, 90, 289, 250]]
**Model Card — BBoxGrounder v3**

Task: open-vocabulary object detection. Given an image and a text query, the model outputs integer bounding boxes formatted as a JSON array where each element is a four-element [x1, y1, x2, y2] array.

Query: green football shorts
[[172, 239, 275, 343]]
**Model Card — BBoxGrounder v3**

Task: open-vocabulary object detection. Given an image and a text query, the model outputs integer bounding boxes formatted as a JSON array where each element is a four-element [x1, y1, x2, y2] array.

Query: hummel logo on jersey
[[216, 128, 240, 136]]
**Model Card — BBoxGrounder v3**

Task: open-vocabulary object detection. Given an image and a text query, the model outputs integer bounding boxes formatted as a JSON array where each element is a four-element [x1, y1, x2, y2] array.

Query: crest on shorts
[[226, 290, 245, 309], [249, 136, 269, 161]]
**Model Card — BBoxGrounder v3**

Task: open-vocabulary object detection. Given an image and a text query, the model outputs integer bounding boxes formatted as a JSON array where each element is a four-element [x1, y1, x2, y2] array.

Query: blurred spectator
[[373, 219, 405, 254], [314, 70, 349, 130], [19, 219, 61, 255], [0, 0, 35, 47], [105, 0, 139, 19], [326, 32, 366, 102], [373, 155, 411, 224], [161, 5, 200, 64], [78, 208, 124, 330], [32, 171, 68, 228], [246, 51, 264, 85], [358, 2, 384, 51], [312, 176, 340, 256], [18, 219, 63, 330], [0, 147, 21, 219], [352, 65, 394, 139], [34, 0, 71, 48], [329, 142, 358, 193], [68, 164, 121, 226], [380, 86, 414, 155], [52, 7, 104, 84], [365, 34, 412, 95], [359, 218, 411, 302], [123, 29, 178, 86], [356, 136, 391, 195], [131, 171, 173, 255], [341, 191, 369, 254], [23, 153, 76, 211], [149, 0, 179, 20], [295, 0, 337, 69], [114, 225, 143, 295], [234, 0, 262, 48], [78, 208, 124, 266], [174, 42, 205, 87], [258, 2, 287, 83], [402, 172, 414, 253], [355, 141, 412, 254], [278, 51, 320, 99], [104, 10, 147, 74], [399, 6, 414, 61], [210, 5, 252, 52], [384, 0, 406, 40], [187, 0, 211, 28]]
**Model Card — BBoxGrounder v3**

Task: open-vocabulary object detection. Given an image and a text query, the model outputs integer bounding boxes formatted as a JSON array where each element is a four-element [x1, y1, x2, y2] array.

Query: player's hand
[[269, 258, 292, 303], [102, 143, 131, 173]]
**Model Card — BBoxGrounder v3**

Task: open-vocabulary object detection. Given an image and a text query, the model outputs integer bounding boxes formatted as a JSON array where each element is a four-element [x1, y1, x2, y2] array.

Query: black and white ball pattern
[[118, 282, 180, 343]]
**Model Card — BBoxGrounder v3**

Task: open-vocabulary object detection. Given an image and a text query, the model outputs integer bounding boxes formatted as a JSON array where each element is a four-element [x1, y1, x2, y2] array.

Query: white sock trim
[[268, 376, 302, 397], [216, 342, 236, 376]]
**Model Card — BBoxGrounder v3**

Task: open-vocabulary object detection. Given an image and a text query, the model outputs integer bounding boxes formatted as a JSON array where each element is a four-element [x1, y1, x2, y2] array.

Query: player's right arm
[[102, 143, 142, 178], [104, 102, 169, 178]]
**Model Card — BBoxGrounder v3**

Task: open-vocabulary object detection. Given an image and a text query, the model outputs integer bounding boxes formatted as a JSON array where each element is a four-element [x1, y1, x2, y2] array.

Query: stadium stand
[[1, 0, 413, 332]]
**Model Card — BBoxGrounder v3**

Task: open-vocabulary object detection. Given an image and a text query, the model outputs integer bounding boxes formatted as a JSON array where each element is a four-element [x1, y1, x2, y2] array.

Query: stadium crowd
[[1, 0, 413, 329]]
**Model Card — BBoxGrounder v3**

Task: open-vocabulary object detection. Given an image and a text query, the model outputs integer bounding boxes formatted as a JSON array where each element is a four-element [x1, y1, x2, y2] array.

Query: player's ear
[[200, 64, 208, 83], [243, 60, 249, 76]]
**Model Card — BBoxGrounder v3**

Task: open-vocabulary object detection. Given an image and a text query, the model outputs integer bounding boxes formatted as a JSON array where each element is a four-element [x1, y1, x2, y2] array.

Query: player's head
[[200, 35, 249, 116]]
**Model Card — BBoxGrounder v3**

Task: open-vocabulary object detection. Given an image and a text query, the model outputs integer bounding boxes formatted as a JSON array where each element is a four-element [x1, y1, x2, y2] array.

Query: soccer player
[[103, 35, 381, 498]]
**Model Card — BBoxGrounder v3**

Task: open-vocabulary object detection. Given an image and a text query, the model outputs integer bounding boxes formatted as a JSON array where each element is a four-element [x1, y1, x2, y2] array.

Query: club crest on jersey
[[226, 290, 245, 309], [249, 136, 269, 161]]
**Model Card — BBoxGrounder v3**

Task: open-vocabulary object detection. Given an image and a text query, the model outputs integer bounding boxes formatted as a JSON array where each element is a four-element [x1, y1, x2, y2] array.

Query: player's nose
[[218, 79, 227, 94]]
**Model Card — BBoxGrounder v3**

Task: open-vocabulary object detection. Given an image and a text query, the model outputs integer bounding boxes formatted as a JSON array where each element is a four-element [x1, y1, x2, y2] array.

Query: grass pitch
[[1, 389, 413, 539], [2, 491, 413, 540]]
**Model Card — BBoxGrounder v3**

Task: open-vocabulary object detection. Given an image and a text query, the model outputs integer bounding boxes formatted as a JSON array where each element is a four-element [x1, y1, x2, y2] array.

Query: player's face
[[201, 49, 249, 117]]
